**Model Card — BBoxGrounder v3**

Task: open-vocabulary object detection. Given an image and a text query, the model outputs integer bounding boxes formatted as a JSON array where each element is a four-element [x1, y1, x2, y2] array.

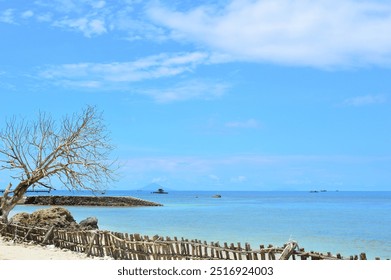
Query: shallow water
[[10, 190, 391, 260]]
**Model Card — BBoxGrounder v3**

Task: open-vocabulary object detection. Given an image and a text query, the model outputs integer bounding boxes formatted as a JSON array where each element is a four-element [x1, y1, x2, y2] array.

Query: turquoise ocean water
[[10, 190, 391, 260]]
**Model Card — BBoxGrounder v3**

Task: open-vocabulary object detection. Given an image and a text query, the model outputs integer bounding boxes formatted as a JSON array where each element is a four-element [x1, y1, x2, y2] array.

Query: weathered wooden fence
[[0, 222, 373, 260]]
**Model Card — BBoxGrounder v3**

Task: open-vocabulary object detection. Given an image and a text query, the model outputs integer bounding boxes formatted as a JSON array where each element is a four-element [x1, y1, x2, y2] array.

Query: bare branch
[[0, 105, 118, 222]]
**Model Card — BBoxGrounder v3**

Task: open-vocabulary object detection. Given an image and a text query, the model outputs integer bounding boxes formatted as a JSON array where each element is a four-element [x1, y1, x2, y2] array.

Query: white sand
[[0, 237, 101, 260]]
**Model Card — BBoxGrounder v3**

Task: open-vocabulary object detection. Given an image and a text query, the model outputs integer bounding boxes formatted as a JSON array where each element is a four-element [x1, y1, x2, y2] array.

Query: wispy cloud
[[121, 154, 313, 174], [53, 17, 107, 37], [147, 0, 391, 68], [39, 52, 225, 102], [0, 9, 16, 24], [4, 1, 166, 41], [225, 119, 260, 129], [21, 10, 34, 19], [39, 51, 211, 85], [108, 5, 169, 42], [342, 94, 387, 107], [0, 71, 16, 90], [141, 79, 228, 103], [34, 0, 102, 14], [120, 154, 391, 189], [36, 13, 53, 22], [91, 1, 106, 9], [6, 0, 391, 68], [230, 175, 247, 183], [6, 1, 391, 68], [123, 154, 391, 172]]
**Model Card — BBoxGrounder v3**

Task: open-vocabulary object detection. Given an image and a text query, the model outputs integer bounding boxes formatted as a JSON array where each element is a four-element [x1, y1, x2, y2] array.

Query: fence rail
[[0, 222, 373, 260]]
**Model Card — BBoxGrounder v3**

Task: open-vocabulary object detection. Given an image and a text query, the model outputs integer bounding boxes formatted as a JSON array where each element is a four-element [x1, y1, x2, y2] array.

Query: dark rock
[[23, 196, 163, 207], [79, 217, 99, 229]]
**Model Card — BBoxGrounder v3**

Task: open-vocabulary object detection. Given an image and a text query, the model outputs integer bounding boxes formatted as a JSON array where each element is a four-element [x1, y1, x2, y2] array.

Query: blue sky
[[1, 0, 390, 191]]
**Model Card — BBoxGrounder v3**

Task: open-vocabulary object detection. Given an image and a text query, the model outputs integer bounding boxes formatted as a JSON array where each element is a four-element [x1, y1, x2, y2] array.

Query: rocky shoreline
[[21, 195, 163, 207]]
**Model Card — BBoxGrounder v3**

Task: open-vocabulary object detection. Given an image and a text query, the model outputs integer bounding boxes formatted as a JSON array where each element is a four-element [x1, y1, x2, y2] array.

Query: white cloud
[[141, 80, 228, 103], [225, 119, 260, 128], [0, 9, 15, 24], [60, 80, 102, 88], [230, 175, 247, 183], [343, 94, 387, 107], [21, 10, 34, 19], [147, 0, 391, 68], [40, 52, 212, 87], [28, 1, 167, 41], [34, 0, 81, 14], [53, 17, 107, 37], [39, 51, 228, 102], [36, 13, 53, 22], [89, 18, 106, 34], [112, 15, 169, 42], [26, 1, 115, 38], [91, 1, 106, 9]]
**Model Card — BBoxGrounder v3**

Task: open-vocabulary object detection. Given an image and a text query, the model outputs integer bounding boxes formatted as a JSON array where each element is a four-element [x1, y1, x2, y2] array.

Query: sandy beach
[[0, 236, 101, 260]]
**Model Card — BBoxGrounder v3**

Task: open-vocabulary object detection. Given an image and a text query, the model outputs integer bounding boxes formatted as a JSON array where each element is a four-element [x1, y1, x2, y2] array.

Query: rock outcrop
[[23, 195, 162, 207], [10, 207, 101, 229], [79, 217, 99, 230], [10, 207, 79, 228]]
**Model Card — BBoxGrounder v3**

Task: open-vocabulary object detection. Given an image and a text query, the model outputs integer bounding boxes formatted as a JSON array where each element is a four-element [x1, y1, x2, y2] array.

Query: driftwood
[[279, 241, 298, 260]]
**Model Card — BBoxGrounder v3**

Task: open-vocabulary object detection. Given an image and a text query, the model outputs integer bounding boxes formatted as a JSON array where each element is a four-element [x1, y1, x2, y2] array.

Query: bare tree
[[0, 106, 117, 223]]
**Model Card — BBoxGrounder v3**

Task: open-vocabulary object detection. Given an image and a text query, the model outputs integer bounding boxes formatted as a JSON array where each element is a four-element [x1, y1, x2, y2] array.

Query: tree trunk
[[0, 182, 30, 223], [0, 201, 12, 223]]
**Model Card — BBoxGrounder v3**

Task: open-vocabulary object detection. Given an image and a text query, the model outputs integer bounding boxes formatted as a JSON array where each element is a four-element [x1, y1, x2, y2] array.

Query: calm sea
[[10, 190, 391, 260]]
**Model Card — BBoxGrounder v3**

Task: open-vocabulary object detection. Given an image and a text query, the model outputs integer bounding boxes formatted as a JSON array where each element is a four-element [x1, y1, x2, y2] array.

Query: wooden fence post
[[0, 221, 373, 261], [42, 226, 55, 244], [245, 243, 252, 260], [268, 244, 275, 260], [259, 245, 266, 260], [87, 232, 97, 257], [174, 237, 180, 258], [23, 227, 34, 241]]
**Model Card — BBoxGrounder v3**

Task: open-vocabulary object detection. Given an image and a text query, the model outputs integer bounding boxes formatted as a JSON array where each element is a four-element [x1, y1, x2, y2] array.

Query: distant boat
[[310, 190, 327, 193], [212, 194, 222, 198], [152, 188, 168, 194]]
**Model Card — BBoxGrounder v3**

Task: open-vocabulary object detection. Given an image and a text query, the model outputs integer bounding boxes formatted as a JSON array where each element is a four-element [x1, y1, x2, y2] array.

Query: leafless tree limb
[[0, 106, 118, 222]]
